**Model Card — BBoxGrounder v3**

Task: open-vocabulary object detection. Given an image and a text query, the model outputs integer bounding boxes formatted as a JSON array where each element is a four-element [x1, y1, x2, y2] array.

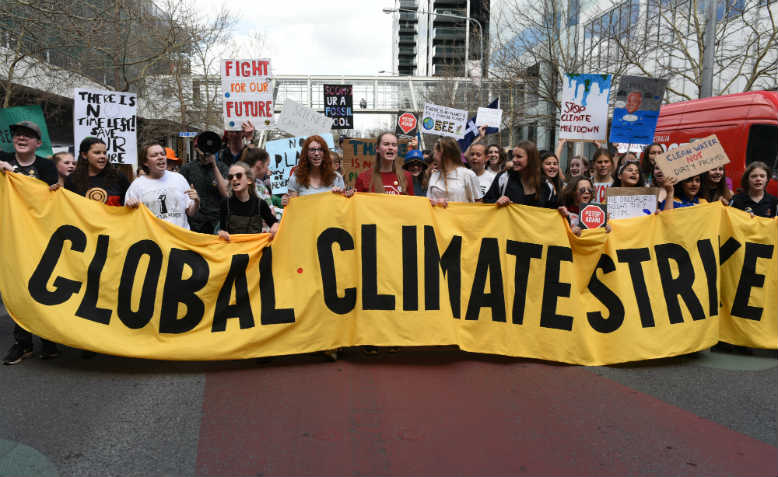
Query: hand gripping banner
[[0, 173, 775, 365]]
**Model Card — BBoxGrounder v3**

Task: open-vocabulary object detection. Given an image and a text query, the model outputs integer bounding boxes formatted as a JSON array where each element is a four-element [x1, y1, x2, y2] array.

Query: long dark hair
[[702, 167, 732, 202], [69, 137, 120, 195], [515, 140, 542, 200], [540, 150, 563, 196]]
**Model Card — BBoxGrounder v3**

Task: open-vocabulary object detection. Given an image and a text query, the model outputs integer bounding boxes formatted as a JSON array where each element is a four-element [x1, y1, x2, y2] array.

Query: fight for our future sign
[[220, 59, 273, 130]]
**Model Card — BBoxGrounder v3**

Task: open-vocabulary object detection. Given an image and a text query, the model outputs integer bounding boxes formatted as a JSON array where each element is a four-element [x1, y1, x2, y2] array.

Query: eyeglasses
[[309, 147, 323, 153], [227, 172, 244, 180]]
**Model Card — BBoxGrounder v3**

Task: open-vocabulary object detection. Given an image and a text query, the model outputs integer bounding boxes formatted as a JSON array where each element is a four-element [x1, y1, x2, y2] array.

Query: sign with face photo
[[608, 76, 667, 145]]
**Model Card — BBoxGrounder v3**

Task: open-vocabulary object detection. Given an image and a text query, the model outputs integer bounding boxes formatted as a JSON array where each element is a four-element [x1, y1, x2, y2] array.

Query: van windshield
[[747, 124, 778, 179]]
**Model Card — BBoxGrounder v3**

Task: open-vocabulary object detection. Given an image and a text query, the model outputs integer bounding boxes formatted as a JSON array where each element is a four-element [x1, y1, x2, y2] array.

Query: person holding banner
[[0, 121, 58, 185], [702, 166, 734, 204], [1, 120, 62, 365], [663, 175, 705, 209], [730, 162, 776, 218], [355, 132, 413, 195], [65, 137, 130, 206], [287, 135, 345, 198], [52, 151, 76, 186], [125, 143, 199, 229], [540, 150, 563, 208], [427, 138, 482, 206], [217, 161, 278, 241], [482, 141, 552, 208]]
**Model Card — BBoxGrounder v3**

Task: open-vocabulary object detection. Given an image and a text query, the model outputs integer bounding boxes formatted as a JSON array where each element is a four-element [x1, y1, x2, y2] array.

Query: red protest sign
[[580, 204, 607, 229], [395, 112, 418, 139]]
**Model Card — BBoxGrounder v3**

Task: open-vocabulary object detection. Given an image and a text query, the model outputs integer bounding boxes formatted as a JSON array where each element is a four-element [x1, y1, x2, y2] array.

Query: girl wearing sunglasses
[[217, 161, 278, 242]]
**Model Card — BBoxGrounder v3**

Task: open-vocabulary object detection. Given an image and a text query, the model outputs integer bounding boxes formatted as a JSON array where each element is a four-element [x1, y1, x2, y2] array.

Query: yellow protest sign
[[0, 173, 775, 365]]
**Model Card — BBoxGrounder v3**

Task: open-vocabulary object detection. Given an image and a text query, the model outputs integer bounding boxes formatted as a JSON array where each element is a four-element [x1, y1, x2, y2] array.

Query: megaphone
[[194, 131, 222, 155]]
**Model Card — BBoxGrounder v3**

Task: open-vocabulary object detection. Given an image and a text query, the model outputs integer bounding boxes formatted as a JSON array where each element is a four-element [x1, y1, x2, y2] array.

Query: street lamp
[[382, 6, 483, 78]]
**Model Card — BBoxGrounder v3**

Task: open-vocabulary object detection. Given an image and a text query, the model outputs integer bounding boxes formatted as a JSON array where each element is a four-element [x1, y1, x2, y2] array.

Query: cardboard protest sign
[[559, 74, 611, 141], [0, 105, 53, 157], [276, 99, 333, 138], [421, 103, 468, 139], [266, 133, 335, 194], [323, 85, 353, 129], [475, 107, 503, 128], [74, 88, 137, 165], [221, 59, 273, 131], [609, 76, 667, 145], [607, 187, 658, 220], [395, 111, 418, 140], [654, 135, 730, 182], [580, 203, 607, 229], [341, 138, 410, 188]]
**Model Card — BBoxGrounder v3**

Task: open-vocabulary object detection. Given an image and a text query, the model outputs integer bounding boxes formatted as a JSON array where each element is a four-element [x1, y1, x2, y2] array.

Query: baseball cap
[[10, 121, 42, 140]]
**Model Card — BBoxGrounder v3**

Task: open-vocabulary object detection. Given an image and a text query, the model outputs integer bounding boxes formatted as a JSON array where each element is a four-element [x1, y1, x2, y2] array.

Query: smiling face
[[84, 142, 108, 174], [542, 156, 559, 178], [619, 163, 641, 186], [682, 175, 702, 198], [377, 134, 398, 162], [12, 128, 42, 156], [594, 155, 612, 179], [708, 166, 725, 183], [56, 153, 76, 178], [569, 158, 584, 176], [487, 146, 501, 166], [747, 167, 768, 193], [144, 145, 167, 178], [307, 140, 324, 168], [511, 147, 528, 172]]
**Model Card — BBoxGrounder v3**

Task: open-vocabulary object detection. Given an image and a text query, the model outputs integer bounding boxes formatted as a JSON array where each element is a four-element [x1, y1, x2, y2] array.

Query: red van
[[653, 91, 778, 196]]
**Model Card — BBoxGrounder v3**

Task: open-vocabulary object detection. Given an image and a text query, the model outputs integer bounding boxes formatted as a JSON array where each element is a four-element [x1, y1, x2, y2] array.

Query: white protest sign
[[266, 133, 335, 195], [475, 107, 503, 128], [654, 134, 730, 182], [606, 187, 658, 220], [559, 74, 611, 142], [221, 59, 273, 131], [276, 99, 334, 138], [420, 103, 468, 139], [73, 88, 137, 166]]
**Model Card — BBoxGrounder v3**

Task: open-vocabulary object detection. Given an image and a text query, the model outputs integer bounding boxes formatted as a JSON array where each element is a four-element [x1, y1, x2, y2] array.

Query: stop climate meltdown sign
[[221, 59, 273, 130], [324, 84, 353, 129]]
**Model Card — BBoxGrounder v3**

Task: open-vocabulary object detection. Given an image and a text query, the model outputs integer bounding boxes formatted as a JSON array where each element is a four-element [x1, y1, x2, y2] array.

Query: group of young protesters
[[0, 118, 775, 365]]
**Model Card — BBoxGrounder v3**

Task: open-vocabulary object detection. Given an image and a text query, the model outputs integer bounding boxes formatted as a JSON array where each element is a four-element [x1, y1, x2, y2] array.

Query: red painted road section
[[196, 350, 777, 476]]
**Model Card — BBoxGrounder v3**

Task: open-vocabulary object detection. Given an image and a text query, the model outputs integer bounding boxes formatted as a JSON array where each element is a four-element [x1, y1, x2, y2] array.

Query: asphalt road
[[0, 300, 775, 476]]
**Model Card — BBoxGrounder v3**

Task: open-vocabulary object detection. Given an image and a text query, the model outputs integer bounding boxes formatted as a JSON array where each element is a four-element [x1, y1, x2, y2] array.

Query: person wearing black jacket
[[0, 121, 61, 364], [482, 140, 554, 208]]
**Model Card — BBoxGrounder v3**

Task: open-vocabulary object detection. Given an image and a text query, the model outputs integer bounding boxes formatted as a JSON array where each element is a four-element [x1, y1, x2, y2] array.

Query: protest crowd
[[0, 82, 776, 366]]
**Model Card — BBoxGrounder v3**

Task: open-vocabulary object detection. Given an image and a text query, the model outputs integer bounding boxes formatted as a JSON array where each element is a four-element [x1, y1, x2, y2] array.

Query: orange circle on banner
[[85, 187, 108, 203]]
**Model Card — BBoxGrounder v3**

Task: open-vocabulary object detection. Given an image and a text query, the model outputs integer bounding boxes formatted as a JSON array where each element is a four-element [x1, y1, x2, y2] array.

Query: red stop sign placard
[[397, 112, 417, 134], [580, 204, 606, 229]]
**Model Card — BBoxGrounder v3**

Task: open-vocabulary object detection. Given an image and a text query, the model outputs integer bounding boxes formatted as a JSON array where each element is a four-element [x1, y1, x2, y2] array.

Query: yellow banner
[[0, 173, 775, 365]]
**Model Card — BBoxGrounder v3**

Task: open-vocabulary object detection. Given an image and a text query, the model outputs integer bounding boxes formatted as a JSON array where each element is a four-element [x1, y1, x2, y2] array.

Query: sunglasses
[[227, 172, 244, 180], [578, 187, 593, 194]]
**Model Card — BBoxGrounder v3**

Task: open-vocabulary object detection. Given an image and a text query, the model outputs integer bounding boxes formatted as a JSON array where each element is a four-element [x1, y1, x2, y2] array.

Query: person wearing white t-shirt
[[427, 137, 483, 206], [467, 143, 496, 196], [125, 143, 199, 229]]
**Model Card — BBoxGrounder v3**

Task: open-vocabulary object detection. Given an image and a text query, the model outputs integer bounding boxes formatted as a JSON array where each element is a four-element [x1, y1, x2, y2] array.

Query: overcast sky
[[192, 0, 396, 76]]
